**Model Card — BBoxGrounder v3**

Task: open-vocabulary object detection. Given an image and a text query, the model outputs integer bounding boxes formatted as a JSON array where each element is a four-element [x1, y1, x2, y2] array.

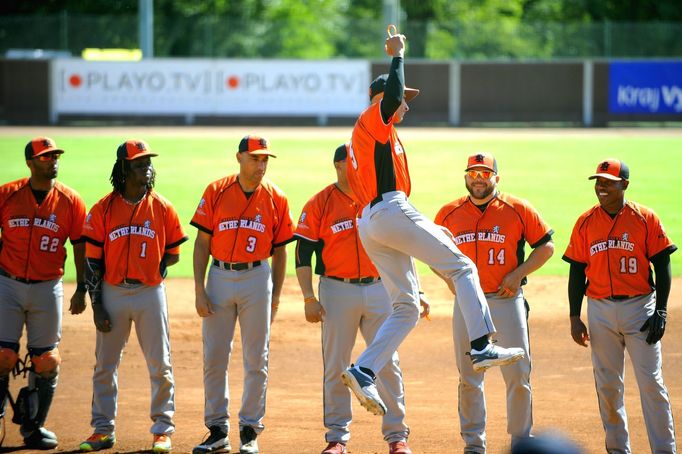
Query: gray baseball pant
[[90, 282, 175, 436], [356, 191, 495, 375], [587, 293, 676, 454], [319, 276, 408, 444], [202, 262, 273, 434], [0, 276, 63, 348], [453, 290, 532, 452]]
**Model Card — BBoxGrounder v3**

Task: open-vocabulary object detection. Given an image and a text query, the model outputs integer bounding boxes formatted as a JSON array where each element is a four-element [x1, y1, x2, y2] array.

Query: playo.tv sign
[[51, 59, 370, 116]]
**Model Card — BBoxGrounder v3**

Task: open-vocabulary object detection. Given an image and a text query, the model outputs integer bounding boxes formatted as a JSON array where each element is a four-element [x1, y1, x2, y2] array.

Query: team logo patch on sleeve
[[195, 198, 207, 216]]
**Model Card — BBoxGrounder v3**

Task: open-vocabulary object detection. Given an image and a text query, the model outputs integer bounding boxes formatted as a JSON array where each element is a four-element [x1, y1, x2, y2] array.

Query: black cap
[[368, 74, 420, 102], [334, 144, 348, 162]]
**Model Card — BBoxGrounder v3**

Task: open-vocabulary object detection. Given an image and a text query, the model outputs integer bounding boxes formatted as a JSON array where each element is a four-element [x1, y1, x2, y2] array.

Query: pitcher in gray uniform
[[79, 140, 188, 453], [294, 145, 429, 454], [342, 27, 525, 434], [564, 158, 676, 453], [0, 137, 87, 449]]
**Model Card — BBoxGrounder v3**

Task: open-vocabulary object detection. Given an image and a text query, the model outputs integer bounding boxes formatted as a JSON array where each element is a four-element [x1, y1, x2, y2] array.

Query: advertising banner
[[51, 59, 370, 116], [608, 61, 682, 114]]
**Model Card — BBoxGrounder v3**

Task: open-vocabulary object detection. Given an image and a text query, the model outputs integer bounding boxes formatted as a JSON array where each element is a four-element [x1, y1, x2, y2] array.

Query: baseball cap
[[238, 135, 276, 157], [465, 152, 498, 173], [116, 139, 158, 160], [589, 158, 629, 181], [25, 137, 64, 160], [369, 74, 420, 102], [333, 144, 348, 162]]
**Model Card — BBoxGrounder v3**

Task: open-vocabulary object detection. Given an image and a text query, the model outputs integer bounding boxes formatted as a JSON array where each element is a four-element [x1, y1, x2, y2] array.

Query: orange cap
[[466, 152, 497, 173], [25, 137, 64, 159], [238, 135, 276, 157], [589, 158, 629, 181], [116, 139, 158, 160]]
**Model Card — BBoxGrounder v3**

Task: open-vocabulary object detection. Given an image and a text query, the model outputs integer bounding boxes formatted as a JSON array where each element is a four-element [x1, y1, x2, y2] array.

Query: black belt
[[0, 267, 47, 284], [370, 194, 384, 208], [327, 276, 381, 285], [213, 259, 262, 271], [609, 294, 642, 301], [119, 278, 143, 285]]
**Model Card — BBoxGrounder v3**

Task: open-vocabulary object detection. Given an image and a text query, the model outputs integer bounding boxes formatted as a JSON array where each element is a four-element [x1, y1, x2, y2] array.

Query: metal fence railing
[[1, 14, 681, 59]]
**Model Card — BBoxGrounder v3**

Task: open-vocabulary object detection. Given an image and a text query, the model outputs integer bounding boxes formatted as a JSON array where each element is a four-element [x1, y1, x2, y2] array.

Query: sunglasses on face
[[34, 153, 61, 162], [466, 169, 494, 180]]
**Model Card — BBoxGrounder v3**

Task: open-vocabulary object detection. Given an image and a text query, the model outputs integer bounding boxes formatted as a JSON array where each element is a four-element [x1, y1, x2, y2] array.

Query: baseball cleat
[[321, 441, 347, 454], [469, 343, 525, 372], [79, 433, 116, 452], [192, 426, 231, 454], [239, 426, 258, 454], [341, 365, 387, 416], [389, 440, 413, 454], [152, 434, 172, 453], [24, 427, 59, 450]]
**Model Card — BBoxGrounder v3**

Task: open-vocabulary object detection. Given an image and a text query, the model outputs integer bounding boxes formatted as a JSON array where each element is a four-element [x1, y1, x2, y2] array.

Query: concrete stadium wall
[[459, 62, 584, 124], [1, 58, 680, 126], [1, 59, 50, 125]]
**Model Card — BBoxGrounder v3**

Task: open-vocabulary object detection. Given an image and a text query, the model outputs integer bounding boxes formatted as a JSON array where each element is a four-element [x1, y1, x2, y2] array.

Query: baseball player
[[295, 144, 427, 454], [0, 137, 87, 450], [434, 153, 554, 453], [341, 27, 524, 421], [564, 159, 676, 453], [79, 140, 188, 453], [191, 136, 294, 454]]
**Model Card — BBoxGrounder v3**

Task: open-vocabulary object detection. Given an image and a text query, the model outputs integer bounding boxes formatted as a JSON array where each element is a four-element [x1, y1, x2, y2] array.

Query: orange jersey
[[347, 102, 411, 207], [563, 201, 676, 299], [435, 193, 552, 294], [294, 183, 378, 278], [0, 178, 86, 281], [83, 191, 188, 287], [190, 175, 294, 262]]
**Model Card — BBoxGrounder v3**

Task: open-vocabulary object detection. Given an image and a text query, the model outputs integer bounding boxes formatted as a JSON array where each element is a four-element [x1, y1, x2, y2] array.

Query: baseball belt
[[212, 259, 262, 271], [327, 276, 381, 285], [0, 268, 47, 284]]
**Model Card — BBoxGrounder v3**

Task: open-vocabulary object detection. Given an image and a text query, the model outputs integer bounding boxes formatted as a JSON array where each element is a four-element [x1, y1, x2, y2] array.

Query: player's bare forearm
[[192, 231, 211, 293], [295, 266, 315, 300], [271, 245, 287, 300], [515, 241, 554, 279], [73, 241, 86, 286], [498, 241, 554, 296], [69, 242, 87, 315]]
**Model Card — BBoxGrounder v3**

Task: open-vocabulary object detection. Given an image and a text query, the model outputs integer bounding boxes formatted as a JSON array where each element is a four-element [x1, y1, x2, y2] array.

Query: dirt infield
[[2, 276, 681, 453]]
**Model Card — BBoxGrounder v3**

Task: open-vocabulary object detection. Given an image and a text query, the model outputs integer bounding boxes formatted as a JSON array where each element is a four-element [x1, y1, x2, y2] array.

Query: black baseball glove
[[92, 304, 112, 333], [639, 309, 667, 345]]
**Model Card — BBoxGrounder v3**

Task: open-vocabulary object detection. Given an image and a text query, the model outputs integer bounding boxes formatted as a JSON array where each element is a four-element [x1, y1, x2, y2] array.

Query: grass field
[[1, 127, 681, 279]]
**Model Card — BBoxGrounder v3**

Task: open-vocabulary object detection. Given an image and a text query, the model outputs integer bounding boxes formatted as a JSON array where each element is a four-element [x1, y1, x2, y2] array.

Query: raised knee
[[0, 345, 19, 376], [30, 348, 61, 379]]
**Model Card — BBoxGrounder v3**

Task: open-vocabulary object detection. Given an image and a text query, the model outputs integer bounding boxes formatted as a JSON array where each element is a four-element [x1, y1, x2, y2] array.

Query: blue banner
[[608, 61, 682, 114]]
